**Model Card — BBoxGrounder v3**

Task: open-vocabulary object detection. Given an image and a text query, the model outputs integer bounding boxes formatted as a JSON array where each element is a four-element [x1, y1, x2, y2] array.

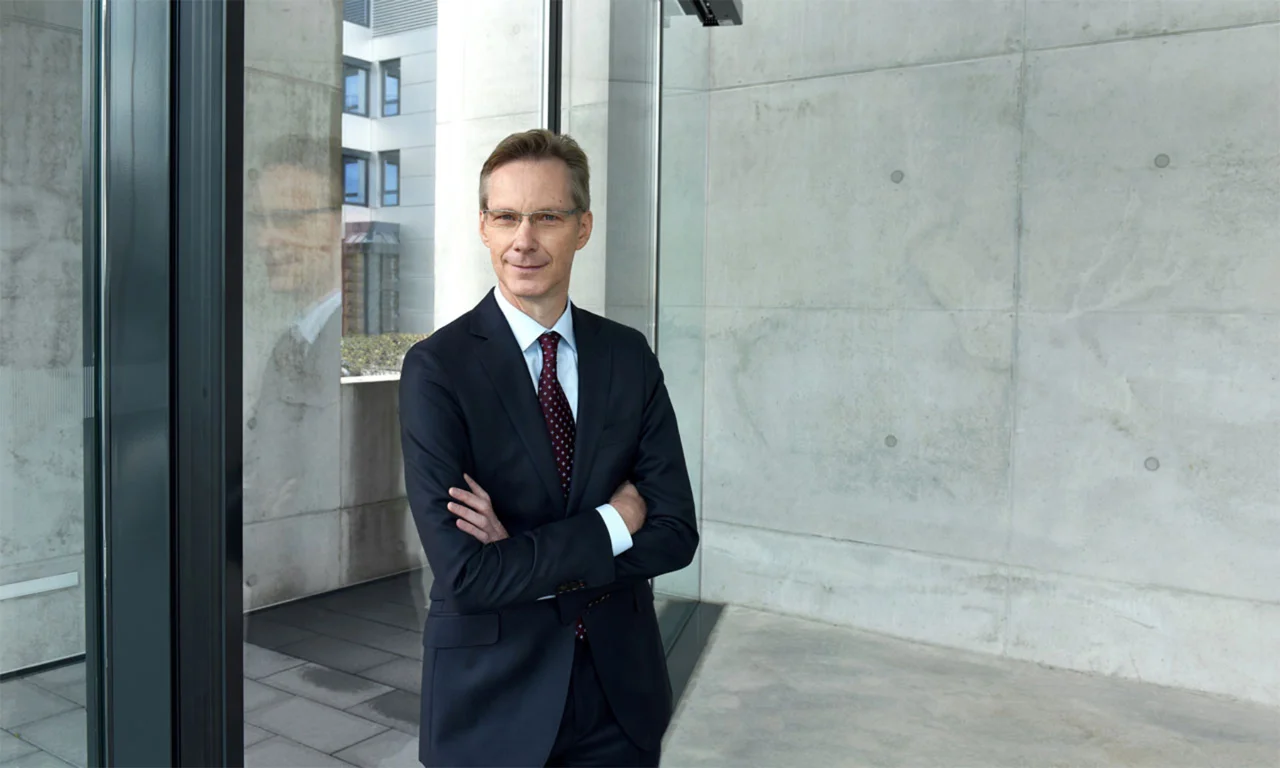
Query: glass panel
[[0, 0, 95, 763], [240, 1, 538, 761], [344, 153, 368, 205], [344, 62, 369, 115], [562, 0, 660, 342], [383, 151, 400, 207], [382, 60, 401, 116], [652, 3, 708, 617]]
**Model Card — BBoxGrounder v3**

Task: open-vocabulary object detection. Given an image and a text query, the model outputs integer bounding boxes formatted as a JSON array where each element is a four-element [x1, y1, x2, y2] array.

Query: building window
[[344, 60, 370, 116], [382, 152, 400, 207], [343, 152, 369, 206], [382, 60, 401, 117]]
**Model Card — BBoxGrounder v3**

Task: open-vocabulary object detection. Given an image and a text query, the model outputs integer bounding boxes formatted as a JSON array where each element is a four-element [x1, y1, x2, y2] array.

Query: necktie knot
[[538, 332, 561, 374]]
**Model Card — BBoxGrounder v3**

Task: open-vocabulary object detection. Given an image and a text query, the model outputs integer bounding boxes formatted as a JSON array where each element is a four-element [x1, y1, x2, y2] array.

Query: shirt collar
[[494, 288, 576, 354]]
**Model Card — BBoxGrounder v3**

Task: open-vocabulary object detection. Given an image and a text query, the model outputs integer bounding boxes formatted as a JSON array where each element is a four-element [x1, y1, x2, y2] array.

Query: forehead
[[486, 158, 573, 207]]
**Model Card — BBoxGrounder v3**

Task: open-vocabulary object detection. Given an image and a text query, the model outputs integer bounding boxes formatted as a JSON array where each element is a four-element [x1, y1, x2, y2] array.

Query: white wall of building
[[343, 21, 437, 333]]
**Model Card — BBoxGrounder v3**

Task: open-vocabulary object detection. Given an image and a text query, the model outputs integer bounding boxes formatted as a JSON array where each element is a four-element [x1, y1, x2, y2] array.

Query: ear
[[478, 211, 490, 247], [575, 210, 594, 250]]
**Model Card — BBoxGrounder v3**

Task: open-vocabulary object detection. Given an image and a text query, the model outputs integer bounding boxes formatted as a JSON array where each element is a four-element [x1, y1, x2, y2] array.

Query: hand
[[448, 474, 510, 544], [610, 480, 647, 535]]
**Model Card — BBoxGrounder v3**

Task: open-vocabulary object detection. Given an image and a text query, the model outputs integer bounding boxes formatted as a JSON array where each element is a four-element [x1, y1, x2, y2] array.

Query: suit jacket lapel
[[566, 305, 611, 518], [471, 292, 565, 511]]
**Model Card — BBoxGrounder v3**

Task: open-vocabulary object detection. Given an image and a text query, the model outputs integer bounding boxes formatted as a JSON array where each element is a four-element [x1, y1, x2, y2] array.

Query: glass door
[[0, 2, 102, 766], [651, 1, 710, 637]]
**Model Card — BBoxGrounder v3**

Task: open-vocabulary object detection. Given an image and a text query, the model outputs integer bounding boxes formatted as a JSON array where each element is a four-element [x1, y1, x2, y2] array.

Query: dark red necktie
[[536, 333, 586, 640]]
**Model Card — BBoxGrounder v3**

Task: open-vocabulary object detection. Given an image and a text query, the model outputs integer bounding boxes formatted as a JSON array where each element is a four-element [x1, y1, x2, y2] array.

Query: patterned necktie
[[536, 332, 587, 641], [537, 332, 575, 497]]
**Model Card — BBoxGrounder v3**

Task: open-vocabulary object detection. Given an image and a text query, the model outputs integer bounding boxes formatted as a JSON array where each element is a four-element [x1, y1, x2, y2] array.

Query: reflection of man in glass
[[242, 134, 343, 538]]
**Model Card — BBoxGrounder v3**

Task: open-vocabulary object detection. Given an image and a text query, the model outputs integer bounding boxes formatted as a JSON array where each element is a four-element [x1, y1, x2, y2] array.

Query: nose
[[510, 217, 537, 251]]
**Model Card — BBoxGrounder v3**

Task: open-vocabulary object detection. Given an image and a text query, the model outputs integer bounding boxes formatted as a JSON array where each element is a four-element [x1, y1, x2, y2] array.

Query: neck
[[499, 284, 567, 329]]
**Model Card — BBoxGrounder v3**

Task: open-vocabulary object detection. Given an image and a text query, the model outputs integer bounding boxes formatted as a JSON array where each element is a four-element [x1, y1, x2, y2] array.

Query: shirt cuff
[[596, 503, 634, 556]]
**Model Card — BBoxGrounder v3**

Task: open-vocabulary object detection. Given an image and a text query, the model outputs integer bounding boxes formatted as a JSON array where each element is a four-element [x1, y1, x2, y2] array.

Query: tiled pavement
[[1, 571, 679, 768], [240, 571, 429, 767]]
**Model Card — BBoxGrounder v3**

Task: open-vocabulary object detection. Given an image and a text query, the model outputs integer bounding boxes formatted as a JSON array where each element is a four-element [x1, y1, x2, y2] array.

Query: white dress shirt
[[493, 290, 635, 572]]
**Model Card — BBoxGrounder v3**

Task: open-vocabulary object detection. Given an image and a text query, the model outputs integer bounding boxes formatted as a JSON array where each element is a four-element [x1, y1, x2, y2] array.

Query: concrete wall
[[698, 1, 1280, 706], [0, 0, 87, 672], [242, 0, 422, 611], [434, 0, 567, 326]]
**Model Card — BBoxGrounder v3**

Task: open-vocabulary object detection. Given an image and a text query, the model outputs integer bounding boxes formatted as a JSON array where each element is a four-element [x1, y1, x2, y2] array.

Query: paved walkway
[[662, 606, 1280, 767]]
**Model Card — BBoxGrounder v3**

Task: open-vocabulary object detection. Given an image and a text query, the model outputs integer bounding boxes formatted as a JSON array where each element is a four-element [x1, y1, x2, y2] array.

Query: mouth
[[509, 263, 546, 273]]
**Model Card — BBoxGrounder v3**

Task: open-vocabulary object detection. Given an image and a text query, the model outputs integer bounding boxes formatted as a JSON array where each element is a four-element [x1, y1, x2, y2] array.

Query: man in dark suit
[[399, 129, 699, 767]]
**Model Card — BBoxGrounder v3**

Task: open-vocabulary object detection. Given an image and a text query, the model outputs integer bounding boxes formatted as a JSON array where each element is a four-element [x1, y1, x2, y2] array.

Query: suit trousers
[[544, 638, 661, 768]]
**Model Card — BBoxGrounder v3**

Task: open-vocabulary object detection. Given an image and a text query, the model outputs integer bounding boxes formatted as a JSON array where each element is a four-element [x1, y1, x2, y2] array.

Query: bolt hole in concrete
[[1155, 153, 1171, 168], [891, 170, 905, 184], [885, 435, 898, 448], [1145, 457, 1160, 471]]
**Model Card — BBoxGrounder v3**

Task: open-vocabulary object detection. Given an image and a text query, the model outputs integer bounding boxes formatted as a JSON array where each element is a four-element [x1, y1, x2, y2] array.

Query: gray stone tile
[[244, 644, 306, 680], [326, 600, 422, 633], [23, 666, 82, 690], [14, 709, 84, 768], [0, 749, 75, 768], [20, 662, 84, 709], [244, 679, 294, 713], [333, 728, 419, 768], [261, 663, 393, 711], [275, 635, 398, 675], [346, 690, 420, 737], [358, 658, 421, 695], [245, 617, 317, 650], [0, 683, 78, 729], [265, 605, 410, 650], [359, 630, 423, 661], [0, 730, 39, 762], [244, 724, 272, 748], [246, 698, 385, 755], [245, 736, 355, 768]]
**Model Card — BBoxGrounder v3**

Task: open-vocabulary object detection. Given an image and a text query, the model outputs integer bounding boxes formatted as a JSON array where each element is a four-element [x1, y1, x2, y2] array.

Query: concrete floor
[[662, 606, 1280, 768]]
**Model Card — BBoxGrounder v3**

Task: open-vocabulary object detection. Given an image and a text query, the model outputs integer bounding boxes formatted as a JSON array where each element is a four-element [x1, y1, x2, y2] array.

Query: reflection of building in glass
[[342, 221, 401, 335], [342, 0, 437, 335]]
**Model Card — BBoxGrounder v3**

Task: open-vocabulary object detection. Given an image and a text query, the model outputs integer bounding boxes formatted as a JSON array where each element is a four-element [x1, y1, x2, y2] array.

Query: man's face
[[479, 158, 592, 306], [252, 163, 339, 296]]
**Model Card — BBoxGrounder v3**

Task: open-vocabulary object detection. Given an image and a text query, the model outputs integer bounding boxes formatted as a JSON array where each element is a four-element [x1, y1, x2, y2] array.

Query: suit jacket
[[399, 289, 699, 767]]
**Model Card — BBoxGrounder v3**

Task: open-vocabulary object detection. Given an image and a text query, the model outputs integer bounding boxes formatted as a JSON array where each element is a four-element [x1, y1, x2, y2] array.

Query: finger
[[456, 518, 489, 543], [448, 501, 489, 529], [448, 487, 490, 512], [463, 474, 491, 502]]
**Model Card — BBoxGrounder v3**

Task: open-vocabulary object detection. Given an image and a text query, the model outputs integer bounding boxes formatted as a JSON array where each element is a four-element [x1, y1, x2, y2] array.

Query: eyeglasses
[[482, 208, 582, 230]]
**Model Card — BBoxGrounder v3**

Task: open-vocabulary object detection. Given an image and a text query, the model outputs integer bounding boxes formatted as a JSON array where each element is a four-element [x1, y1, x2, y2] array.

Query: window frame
[[381, 151, 401, 207], [343, 150, 370, 206], [343, 58, 371, 117], [381, 59, 401, 117]]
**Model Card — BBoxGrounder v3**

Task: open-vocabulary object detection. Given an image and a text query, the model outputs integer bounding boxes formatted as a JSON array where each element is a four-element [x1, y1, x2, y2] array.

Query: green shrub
[[341, 333, 428, 376]]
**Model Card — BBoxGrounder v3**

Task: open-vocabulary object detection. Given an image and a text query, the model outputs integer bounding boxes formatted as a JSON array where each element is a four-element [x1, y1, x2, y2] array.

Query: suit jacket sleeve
[[399, 344, 616, 613], [611, 343, 700, 582]]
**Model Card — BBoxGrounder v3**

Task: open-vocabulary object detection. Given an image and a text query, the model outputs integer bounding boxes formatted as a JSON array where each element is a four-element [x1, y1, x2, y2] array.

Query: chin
[[504, 275, 552, 299]]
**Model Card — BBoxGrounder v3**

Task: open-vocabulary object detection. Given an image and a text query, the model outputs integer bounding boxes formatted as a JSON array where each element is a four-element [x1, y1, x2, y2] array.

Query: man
[[399, 128, 698, 767], [242, 134, 342, 542]]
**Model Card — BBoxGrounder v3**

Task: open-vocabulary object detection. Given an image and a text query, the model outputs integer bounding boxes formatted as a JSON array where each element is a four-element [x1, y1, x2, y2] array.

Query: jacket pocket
[[423, 612, 500, 648]]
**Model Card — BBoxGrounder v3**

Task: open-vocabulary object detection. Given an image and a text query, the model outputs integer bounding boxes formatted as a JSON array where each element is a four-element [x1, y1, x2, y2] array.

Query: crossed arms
[[399, 343, 699, 614]]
